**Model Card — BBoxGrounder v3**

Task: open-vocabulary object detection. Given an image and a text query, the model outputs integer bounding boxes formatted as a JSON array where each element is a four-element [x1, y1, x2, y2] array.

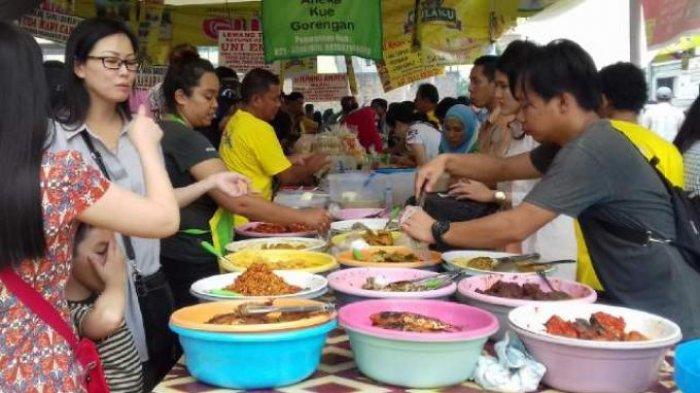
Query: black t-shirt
[[159, 120, 219, 263]]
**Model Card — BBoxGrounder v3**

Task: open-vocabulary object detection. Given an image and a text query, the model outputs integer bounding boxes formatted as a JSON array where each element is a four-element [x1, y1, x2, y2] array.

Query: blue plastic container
[[676, 339, 700, 393], [170, 320, 337, 389]]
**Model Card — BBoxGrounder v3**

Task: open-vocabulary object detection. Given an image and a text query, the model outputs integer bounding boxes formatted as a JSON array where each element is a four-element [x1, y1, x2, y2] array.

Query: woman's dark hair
[[168, 43, 197, 65], [435, 97, 458, 122], [674, 96, 700, 153], [162, 50, 215, 114], [387, 101, 429, 126], [0, 22, 48, 266], [44, 60, 66, 112], [496, 40, 538, 95], [55, 18, 138, 126], [241, 68, 280, 104], [599, 62, 648, 114], [520, 39, 601, 112]]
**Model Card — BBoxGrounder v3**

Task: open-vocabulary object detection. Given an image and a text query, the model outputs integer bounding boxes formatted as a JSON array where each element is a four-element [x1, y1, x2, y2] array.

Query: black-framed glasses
[[87, 56, 140, 71]]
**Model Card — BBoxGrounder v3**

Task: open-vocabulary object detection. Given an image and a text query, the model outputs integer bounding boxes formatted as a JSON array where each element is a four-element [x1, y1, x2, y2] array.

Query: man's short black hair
[[416, 83, 439, 104], [473, 55, 499, 81], [371, 98, 388, 110], [520, 39, 601, 112], [286, 91, 304, 102], [599, 62, 648, 114], [496, 40, 538, 95], [241, 68, 280, 104]]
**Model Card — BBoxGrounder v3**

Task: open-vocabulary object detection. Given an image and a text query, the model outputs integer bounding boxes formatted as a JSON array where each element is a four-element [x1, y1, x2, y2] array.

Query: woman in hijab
[[439, 104, 478, 154]]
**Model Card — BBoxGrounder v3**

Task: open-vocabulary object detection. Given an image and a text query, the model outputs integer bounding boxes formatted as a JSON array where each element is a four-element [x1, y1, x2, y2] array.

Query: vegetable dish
[[545, 312, 648, 341]]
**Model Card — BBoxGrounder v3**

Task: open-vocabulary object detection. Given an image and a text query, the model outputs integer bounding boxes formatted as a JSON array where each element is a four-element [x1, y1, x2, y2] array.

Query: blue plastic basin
[[676, 339, 700, 393], [170, 320, 337, 389]]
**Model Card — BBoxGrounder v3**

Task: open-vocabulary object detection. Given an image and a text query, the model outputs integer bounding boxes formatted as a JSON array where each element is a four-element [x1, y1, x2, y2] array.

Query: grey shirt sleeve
[[524, 141, 613, 218]]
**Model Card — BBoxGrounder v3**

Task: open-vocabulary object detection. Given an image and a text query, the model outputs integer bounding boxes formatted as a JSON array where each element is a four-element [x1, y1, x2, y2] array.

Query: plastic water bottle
[[384, 186, 393, 215]]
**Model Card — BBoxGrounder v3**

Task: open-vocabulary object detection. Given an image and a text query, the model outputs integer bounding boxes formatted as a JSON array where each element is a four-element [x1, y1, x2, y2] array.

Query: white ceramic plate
[[225, 237, 326, 253], [330, 218, 388, 233], [508, 303, 682, 350], [190, 271, 328, 301]]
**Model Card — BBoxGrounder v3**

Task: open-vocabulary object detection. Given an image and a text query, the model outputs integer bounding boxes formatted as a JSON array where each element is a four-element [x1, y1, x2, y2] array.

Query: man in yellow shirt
[[219, 68, 330, 225], [576, 62, 685, 292]]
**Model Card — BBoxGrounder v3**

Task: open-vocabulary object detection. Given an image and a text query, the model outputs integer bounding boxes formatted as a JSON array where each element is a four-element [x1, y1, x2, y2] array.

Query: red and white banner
[[218, 30, 279, 74], [292, 74, 350, 102], [20, 6, 82, 44]]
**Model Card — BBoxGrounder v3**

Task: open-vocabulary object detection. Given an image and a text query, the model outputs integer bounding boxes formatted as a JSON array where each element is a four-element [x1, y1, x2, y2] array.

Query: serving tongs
[[490, 253, 541, 272], [238, 302, 336, 316], [384, 272, 461, 290]]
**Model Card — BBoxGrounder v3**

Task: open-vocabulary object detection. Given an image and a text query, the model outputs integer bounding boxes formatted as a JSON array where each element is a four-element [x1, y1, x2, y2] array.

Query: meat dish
[[250, 222, 314, 234], [207, 302, 324, 325], [224, 263, 301, 296], [368, 250, 419, 263], [544, 312, 648, 341], [477, 280, 572, 300], [370, 311, 461, 333]]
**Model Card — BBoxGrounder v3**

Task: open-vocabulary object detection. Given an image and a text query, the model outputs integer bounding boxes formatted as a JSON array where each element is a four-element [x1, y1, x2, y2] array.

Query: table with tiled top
[[153, 327, 679, 393]]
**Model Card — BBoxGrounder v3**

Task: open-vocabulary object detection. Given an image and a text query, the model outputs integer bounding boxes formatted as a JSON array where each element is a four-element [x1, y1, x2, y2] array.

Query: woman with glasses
[[0, 21, 179, 392], [50, 18, 248, 390]]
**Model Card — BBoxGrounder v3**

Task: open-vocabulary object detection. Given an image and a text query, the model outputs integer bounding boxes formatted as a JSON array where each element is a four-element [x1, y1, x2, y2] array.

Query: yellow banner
[[376, 36, 444, 93], [382, 0, 520, 66]]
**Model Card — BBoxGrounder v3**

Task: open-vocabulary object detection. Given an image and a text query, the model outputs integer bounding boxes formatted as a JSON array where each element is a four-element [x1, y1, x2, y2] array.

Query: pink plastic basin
[[457, 274, 597, 339], [509, 303, 682, 393], [328, 267, 457, 304], [339, 298, 498, 342]]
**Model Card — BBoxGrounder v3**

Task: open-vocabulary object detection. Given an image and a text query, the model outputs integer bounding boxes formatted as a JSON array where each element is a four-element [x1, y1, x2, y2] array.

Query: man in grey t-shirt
[[403, 39, 700, 338]]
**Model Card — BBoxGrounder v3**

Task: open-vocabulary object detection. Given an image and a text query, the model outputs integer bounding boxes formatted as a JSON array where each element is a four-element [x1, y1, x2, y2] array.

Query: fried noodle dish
[[225, 263, 301, 296], [370, 311, 461, 333], [545, 312, 648, 341]]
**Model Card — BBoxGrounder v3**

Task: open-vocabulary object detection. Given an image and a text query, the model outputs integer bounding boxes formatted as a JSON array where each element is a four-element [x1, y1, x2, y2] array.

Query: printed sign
[[262, 0, 382, 62], [218, 30, 279, 74], [292, 73, 349, 102], [20, 6, 83, 43]]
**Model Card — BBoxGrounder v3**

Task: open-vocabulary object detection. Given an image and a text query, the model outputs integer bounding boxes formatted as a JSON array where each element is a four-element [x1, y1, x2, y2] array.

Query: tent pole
[[630, 0, 643, 65]]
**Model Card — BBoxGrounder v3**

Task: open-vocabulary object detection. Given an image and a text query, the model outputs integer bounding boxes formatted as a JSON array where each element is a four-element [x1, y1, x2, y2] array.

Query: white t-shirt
[[640, 102, 685, 142], [406, 122, 441, 163]]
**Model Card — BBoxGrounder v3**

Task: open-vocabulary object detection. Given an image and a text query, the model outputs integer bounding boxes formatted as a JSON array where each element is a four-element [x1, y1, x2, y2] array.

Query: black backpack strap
[[80, 130, 137, 261]]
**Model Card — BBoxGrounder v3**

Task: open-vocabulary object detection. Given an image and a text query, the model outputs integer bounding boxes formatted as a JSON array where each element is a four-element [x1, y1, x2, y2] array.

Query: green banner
[[262, 0, 382, 62]]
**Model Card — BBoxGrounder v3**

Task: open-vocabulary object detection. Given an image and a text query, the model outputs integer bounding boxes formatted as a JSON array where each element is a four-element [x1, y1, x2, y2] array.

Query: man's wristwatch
[[493, 190, 507, 204], [431, 220, 451, 246]]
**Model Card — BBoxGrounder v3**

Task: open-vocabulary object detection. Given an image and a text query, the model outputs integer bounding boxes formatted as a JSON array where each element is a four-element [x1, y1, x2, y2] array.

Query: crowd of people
[[1, 14, 700, 393]]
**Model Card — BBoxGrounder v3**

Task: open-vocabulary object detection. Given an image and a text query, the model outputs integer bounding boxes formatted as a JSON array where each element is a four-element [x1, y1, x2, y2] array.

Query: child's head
[[73, 224, 113, 292]]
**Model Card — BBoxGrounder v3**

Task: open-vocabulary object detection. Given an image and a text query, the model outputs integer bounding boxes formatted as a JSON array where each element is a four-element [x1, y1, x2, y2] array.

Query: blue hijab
[[440, 104, 479, 154]]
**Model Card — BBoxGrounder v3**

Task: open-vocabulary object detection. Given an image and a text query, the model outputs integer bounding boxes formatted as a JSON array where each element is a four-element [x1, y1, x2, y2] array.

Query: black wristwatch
[[431, 220, 450, 246]]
